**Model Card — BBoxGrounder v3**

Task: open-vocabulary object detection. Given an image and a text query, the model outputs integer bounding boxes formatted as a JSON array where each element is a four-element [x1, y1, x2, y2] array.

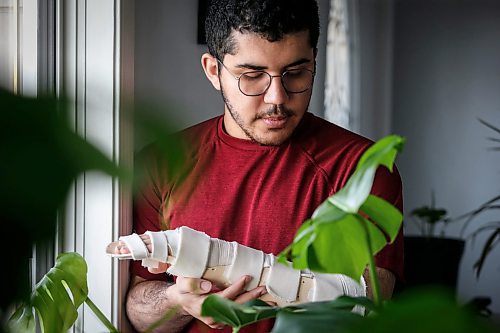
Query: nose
[[263, 75, 289, 105]]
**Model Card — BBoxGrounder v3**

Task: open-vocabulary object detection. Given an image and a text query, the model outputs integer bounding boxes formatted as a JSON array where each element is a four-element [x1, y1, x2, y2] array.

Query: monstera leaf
[[279, 135, 405, 304], [201, 295, 373, 333], [8, 252, 118, 333]]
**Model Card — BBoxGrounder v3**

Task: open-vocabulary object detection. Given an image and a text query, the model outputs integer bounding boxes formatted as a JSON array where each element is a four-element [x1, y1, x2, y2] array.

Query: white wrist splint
[[106, 226, 366, 309]]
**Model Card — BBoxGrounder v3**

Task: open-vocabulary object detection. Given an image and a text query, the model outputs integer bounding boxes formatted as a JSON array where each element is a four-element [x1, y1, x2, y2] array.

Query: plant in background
[[457, 119, 500, 277], [409, 192, 450, 239]]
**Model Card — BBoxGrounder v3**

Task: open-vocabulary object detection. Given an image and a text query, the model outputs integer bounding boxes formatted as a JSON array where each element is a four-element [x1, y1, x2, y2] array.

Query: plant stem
[[85, 297, 119, 333], [366, 245, 381, 306], [357, 215, 381, 306]]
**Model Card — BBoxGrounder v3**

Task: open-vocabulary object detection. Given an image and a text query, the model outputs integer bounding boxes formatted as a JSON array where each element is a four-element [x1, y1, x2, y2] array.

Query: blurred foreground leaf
[[351, 287, 499, 333], [0, 89, 124, 312]]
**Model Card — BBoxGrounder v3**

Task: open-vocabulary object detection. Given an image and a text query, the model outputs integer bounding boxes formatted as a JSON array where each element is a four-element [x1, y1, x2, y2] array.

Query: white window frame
[[55, 1, 134, 332]]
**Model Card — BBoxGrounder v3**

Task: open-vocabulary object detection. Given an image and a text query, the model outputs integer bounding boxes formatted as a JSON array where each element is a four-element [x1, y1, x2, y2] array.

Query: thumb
[[176, 276, 213, 295]]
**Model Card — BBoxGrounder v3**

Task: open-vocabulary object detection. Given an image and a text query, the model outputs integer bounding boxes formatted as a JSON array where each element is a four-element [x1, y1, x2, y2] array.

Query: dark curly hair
[[205, 0, 320, 61]]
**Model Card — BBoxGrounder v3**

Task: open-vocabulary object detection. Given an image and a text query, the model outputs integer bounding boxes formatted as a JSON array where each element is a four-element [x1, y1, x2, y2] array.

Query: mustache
[[257, 105, 294, 118]]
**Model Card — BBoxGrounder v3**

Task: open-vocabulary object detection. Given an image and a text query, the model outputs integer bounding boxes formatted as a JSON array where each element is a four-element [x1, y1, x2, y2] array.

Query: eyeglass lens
[[239, 69, 314, 96]]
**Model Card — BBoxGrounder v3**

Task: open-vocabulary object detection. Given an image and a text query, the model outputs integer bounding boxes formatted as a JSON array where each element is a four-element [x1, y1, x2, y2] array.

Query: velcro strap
[[119, 233, 149, 260], [310, 273, 366, 308], [167, 226, 211, 278], [224, 244, 264, 290], [145, 231, 169, 262], [309, 273, 345, 302], [266, 261, 301, 303]]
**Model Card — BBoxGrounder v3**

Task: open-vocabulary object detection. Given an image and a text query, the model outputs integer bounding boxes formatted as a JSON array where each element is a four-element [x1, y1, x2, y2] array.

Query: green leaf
[[201, 295, 278, 331], [305, 215, 386, 279], [271, 299, 365, 333], [0, 90, 127, 311], [8, 252, 118, 333], [288, 220, 316, 269], [8, 306, 35, 333], [473, 229, 500, 278], [360, 195, 403, 243], [312, 200, 347, 222], [288, 135, 405, 282], [356, 135, 405, 172], [351, 287, 499, 333], [327, 135, 404, 213]]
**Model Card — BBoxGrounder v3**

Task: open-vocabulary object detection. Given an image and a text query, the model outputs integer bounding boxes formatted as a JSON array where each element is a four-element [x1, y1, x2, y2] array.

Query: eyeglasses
[[217, 59, 315, 97]]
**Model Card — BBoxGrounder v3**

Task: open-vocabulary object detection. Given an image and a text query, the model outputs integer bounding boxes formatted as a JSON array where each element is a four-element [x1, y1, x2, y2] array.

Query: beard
[[220, 85, 300, 146]]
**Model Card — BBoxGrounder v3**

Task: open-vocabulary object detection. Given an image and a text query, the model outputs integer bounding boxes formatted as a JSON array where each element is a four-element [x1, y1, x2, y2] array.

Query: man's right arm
[[126, 273, 264, 332], [126, 276, 192, 333]]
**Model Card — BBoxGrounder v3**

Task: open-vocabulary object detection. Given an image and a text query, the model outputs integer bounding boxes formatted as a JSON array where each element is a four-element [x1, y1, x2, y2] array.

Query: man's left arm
[[363, 267, 396, 300]]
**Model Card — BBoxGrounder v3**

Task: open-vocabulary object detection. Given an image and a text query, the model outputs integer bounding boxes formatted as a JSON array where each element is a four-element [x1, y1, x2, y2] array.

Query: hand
[[114, 234, 169, 274], [167, 275, 267, 329]]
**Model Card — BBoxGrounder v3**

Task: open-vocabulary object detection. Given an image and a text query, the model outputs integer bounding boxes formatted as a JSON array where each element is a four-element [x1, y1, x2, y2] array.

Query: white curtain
[[324, 0, 355, 130]]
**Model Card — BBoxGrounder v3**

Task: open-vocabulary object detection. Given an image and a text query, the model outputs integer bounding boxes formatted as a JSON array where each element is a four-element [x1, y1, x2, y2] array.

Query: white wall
[[392, 0, 500, 313], [134, 0, 329, 149]]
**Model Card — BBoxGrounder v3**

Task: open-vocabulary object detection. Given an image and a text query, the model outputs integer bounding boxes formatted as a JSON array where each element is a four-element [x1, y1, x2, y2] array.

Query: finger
[[218, 275, 251, 299], [234, 286, 268, 304], [147, 262, 169, 274], [176, 276, 213, 295], [116, 234, 152, 254], [139, 234, 153, 252], [114, 241, 130, 254]]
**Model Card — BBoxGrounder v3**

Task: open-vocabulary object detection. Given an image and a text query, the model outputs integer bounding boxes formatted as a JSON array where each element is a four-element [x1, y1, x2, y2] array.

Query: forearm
[[363, 267, 395, 301], [126, 280, 192, 333]]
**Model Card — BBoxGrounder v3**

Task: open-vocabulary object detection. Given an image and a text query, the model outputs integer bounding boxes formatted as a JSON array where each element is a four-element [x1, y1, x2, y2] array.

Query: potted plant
[[403, 194, 465, 292], [402, 119, 500, 294]]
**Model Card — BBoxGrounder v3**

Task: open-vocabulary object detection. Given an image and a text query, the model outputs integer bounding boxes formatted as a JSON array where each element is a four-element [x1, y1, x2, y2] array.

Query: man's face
[[217, 31, 315, 146]]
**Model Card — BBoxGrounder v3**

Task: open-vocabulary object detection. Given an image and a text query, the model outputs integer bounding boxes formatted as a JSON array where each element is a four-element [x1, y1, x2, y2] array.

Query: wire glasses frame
[[217, 59, 315, 97]]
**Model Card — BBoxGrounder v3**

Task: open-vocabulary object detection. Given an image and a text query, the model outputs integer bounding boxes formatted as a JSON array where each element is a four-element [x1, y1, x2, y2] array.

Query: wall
[[392, 0, 500, 313], [134, 0, 329, 149], [357, 0, 394, 140]]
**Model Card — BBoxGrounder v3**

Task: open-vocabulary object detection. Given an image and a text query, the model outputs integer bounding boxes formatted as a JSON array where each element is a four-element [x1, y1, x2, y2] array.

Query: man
[[123, 0, 403, 332]]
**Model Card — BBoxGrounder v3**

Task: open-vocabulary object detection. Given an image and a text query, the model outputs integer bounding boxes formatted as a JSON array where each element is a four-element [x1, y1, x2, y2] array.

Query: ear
[[201, 53, 221, 91]]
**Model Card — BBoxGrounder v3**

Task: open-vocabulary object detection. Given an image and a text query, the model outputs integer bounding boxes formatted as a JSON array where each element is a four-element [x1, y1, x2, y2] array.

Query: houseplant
[[457, 119, 500, 278], [402, 194, 465, 292], [201, 136, 499, 332], [402, 119, 499, 294], [3, 90, 498, 332]]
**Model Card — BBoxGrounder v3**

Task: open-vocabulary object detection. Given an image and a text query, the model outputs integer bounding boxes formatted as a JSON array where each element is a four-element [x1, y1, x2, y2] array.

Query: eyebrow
[[234, 58, 313, 71]]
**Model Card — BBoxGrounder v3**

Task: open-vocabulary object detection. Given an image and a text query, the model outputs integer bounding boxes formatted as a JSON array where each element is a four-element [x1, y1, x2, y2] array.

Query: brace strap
[[118, 233, 149, 260], [224, 244, 264, 290], [134, 231, 168, 268], [310, 273, 366, 314], [266, 261, 301, 302], [167, 226, 211, 278]]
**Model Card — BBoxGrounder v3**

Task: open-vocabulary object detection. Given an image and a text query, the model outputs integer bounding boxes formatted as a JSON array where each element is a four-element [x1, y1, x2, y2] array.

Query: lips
[[261, 116, 288, 128]]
